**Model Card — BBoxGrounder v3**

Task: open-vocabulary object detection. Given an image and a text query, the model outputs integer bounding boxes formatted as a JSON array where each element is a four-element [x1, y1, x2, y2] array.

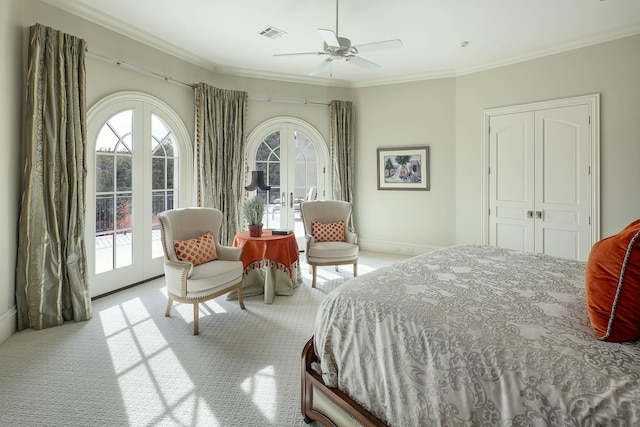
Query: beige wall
[[352, 78, 457, 253], [0, 0, 24, 341], [455, 34, 640, 244], [2, 0, 640, 343]]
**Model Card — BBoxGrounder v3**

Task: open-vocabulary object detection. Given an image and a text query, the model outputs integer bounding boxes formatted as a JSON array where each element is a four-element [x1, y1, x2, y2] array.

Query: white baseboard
[[0, 305, 17, 345], [358, 238, 441, 256]]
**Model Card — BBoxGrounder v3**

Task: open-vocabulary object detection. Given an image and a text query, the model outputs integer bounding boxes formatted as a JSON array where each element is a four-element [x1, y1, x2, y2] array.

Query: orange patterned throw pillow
[[173, 232, 218, 266], [312, 220, 346, 242], [585, 219, 640, 342]]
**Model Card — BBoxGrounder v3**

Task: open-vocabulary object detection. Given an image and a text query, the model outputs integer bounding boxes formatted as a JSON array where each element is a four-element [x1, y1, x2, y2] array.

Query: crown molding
[[455, 23, 640, 77], [42, 0, 640, 88], [40, 0, 220, 72]]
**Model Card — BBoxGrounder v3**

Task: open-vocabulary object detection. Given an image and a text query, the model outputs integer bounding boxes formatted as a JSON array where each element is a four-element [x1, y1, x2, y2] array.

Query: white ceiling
[[47, 0, 640, 87]]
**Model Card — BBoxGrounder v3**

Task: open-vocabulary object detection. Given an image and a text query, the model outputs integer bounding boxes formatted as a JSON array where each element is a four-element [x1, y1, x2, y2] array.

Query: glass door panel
[[249, 121, 323, 247], [94, 109, 134, 274]]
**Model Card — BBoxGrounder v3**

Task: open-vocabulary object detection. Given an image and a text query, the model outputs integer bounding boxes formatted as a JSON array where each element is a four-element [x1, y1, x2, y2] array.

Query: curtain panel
[[16, 24, 92, 330], [330, 100, 356, 230], [195, 83, 248, 245]]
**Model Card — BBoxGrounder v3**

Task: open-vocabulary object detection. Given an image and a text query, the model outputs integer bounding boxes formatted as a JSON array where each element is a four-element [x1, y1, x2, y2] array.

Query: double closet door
[[488, 101, 596, 261]]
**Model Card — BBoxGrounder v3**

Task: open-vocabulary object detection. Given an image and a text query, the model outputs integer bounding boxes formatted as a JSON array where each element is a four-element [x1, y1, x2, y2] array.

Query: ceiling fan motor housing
[[323, 37, 355, 58]]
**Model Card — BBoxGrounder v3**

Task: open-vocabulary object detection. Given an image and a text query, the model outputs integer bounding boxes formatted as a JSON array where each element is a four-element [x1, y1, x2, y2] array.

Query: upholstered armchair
[[300, 200, 359, 288], [158, 207, 245, 335]]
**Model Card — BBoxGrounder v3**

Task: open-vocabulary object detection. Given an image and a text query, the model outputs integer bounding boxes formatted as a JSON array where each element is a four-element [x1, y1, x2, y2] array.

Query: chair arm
[[305, 233, 315, 255], [163, 259, 192, 297], [217, 245, 243, 261], [345, 230, 358, 245]]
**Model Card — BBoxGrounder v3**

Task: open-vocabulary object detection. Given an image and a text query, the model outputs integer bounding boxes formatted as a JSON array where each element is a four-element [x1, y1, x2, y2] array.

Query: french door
[[87, 92, 192, 297], [247, 117, 328, 246]]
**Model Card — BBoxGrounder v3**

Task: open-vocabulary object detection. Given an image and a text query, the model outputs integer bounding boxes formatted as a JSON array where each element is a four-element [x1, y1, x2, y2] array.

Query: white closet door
[[489, 112, 535, 253], [488, 104, 592, 261], [534, 104, 591, 261]]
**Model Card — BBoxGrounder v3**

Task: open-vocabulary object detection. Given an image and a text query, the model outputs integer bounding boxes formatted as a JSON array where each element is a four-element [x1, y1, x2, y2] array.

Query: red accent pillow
[[173, 232, 218, 266], [312, 220, 346, 242], [585, 219, 640, 342]]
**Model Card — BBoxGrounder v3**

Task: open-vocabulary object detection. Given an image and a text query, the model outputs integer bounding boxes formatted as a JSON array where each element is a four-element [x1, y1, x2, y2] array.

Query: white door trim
[[481, 93, 600, 246]]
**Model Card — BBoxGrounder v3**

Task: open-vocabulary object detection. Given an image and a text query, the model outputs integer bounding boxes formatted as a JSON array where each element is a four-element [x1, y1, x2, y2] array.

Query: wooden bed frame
[[301, 338, 388, 427]]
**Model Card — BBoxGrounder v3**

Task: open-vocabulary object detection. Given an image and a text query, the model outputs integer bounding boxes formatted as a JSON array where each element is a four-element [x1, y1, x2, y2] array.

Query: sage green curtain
[[195, 83, 248, 245], [15, 24, 92, 331], [330, 100, 356, 230]]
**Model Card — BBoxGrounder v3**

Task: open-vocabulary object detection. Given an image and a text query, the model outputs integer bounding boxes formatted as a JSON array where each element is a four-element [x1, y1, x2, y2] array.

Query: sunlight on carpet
[[0, 250, 412, 426]]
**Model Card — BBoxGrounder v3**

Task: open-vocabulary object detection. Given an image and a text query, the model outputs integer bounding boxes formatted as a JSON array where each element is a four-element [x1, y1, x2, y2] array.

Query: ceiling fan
[[274, 0, 403, 76]]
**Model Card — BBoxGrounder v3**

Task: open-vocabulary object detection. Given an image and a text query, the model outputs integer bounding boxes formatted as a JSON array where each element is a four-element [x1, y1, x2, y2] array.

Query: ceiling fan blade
[[273, 52, 324, 57], [318, 29, 340, 48], [308, 59, 332, 76], [352, 39, 403, 53], [346, 55, 380, 70]]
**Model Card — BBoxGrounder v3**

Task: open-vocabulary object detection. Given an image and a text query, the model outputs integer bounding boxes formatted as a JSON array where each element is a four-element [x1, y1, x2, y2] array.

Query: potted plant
[[242, 196, 265, 237]]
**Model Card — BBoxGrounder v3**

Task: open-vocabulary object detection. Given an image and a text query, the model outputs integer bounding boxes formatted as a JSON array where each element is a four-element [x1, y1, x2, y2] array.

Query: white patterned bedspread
[[314, 245, 640, 426]]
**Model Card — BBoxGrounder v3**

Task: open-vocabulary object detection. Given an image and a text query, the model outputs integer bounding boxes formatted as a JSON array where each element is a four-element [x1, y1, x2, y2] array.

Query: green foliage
[[242, 196, 264, 226]]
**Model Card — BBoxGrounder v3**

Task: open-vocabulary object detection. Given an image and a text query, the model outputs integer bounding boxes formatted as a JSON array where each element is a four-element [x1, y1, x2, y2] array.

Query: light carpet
[[0, 251, 410, 427]]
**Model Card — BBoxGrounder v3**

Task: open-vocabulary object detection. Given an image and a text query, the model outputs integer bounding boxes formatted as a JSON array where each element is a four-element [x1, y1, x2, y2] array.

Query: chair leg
[[165, 296, 174, 317], [193, 303, 199, 336], [354, 262, 358, 278], [312, 265, 317, 288], [238, 284, 246, 310]]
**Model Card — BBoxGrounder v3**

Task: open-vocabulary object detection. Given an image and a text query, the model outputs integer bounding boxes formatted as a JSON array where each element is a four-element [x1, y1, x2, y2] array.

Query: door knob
[[535, 210, 543, 219], [526, 210, 534, 218]]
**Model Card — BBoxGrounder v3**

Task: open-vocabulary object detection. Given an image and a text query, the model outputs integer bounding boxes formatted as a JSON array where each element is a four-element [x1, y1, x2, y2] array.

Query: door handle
[[281, 192, 286, 207], [289, 192, 293, 208], [526, 210, 534, 218], [535, 210, 543, 219]]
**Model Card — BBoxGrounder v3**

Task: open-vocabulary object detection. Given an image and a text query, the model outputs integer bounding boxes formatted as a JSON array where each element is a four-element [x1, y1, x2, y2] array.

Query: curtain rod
[[86, 50, 196, 89], [86, 49, 330, 107], [249, 96, 329, 107]]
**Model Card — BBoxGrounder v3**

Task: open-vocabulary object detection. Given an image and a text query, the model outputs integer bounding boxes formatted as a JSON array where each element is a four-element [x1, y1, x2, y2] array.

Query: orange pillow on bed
[[173, 232, 218, 266], [585, 219, 640, 342]]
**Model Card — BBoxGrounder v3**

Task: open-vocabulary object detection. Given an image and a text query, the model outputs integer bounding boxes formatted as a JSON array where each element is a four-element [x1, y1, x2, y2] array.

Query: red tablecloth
[[233, 229, 299, 278]]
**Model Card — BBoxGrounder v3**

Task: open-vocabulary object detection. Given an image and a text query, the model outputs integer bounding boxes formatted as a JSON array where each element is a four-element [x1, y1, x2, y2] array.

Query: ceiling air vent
[[259, 26, 286, 39]]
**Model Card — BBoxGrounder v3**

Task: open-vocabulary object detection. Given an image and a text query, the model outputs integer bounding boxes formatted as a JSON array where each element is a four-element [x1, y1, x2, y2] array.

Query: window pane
[[95, 154, 114, 193], [152, 114, 169, 140], [164, 139, 174, 157], [152, 158, 165, 190], [115, 230, 132, 269], [108, 110, 133, 139], [167, 158, 174, 189], [116, 134, 133, 154], [116, 195, 132, 230], [95, 234, 114, 274], [167, 191, 174, 210], [96, 126, 118, 153], [151, 191, 165, 260], [116, 155, 132, 191], [152, 191, 165, 220], [96, 195, 113, 233]]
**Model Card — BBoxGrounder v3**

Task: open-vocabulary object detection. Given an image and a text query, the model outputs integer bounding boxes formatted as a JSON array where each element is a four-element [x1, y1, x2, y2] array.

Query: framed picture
[[377, 146, 430, 191]]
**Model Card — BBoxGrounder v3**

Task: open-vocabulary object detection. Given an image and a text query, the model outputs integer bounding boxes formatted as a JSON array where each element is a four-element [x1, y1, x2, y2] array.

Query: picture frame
[[377, 146, 430, 191]]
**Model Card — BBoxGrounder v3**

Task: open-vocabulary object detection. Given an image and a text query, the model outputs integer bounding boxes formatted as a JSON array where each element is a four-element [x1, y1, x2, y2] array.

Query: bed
[[301, 245, 640, 426]]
